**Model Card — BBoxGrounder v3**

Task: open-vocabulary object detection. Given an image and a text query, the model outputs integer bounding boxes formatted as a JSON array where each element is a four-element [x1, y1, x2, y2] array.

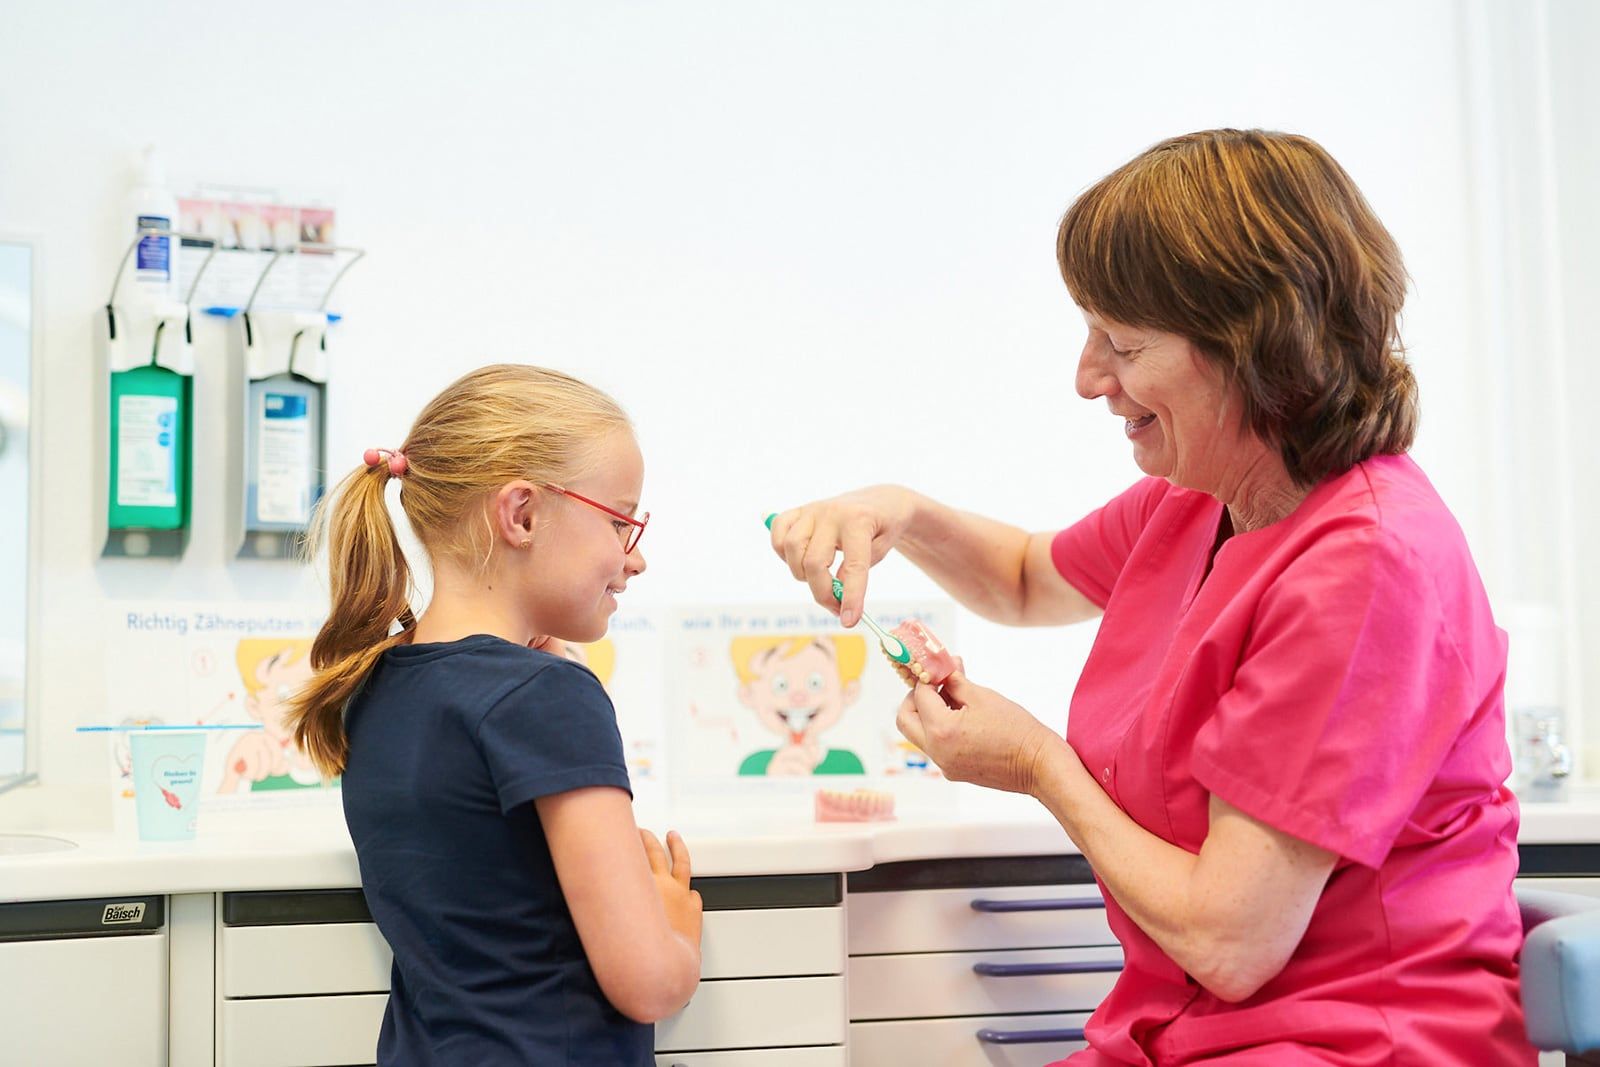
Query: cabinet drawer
[[852, 1011, 1092, 1067], [657, 976, 846, 1051], [222, 922, 392, 997], [0, 931, 167, 1067], [656, 1047, 847, 1066], [1514, 876, 1600, 899], [219, 993, 385, 1067], [702, 906, 844, 978], [219, 905, 837, 997], [848, 883, 1113, 955], [850, 945, 1122, 1020]]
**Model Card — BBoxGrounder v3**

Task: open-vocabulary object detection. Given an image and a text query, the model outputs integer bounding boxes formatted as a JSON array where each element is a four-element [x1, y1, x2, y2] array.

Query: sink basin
[[0, 833, 76, 856]]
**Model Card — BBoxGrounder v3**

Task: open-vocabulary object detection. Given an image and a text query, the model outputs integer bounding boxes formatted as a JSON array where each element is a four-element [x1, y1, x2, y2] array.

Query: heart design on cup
[[150, 753, 202, 811]]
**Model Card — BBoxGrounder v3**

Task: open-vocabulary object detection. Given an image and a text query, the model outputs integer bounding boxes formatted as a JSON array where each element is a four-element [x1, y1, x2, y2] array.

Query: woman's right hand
[[642, 829, 703, 948], [767, 486, 918, 627]]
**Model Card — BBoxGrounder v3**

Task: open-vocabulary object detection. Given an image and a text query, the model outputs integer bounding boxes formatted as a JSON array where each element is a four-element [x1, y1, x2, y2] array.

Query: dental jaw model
[[814, 787, 896, 822], [888, 619, 957, 687]]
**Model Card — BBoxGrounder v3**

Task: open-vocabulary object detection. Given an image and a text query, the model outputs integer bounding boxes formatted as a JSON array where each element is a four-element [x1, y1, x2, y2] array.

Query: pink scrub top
[[1049, 455, 1534, 1066]]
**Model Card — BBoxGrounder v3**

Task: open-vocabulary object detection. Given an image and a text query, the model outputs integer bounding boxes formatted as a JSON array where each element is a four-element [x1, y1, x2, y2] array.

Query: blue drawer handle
[[977, 1026, 1088, 1044], [970, 897, 1106, 913], [973, 959, 1123, 977]]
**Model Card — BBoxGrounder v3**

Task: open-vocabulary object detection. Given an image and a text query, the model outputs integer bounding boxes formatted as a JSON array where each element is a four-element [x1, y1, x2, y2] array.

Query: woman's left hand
[[896, 672, 1060, 795]]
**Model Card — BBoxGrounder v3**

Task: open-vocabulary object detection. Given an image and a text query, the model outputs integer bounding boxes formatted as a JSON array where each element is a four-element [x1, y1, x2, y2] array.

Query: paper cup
[[129, 731, 206, 841]]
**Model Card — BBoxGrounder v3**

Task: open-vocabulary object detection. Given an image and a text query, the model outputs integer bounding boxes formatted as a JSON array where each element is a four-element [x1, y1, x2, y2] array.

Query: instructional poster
[[100, 601, 329, 816], [563, 606, 667, 795], [665, 601, 958, 812], [97, 599, 954, 823]]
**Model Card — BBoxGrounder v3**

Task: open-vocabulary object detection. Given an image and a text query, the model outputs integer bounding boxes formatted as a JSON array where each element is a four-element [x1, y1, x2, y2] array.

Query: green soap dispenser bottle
[[108, 362, 191, 531]]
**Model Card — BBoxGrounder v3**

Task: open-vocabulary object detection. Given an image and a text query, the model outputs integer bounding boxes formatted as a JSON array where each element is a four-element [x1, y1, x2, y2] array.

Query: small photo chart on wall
[[666, 600, 958, 816]]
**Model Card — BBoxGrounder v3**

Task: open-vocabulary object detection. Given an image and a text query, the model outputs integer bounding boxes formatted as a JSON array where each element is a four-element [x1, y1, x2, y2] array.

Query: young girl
[[288, 364, 701, 1065]]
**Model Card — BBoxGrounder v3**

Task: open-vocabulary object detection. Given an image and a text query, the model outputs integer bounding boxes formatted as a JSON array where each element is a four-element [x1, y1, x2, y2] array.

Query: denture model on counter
[[814, 787, 896, 823], [888, 619, 957, 687]]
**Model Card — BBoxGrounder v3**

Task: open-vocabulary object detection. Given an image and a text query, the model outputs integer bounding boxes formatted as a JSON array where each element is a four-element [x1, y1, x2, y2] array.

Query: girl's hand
[[767, 486, 917, 627], [894, 671, 1060, 796], [641, 829, 703, 947]]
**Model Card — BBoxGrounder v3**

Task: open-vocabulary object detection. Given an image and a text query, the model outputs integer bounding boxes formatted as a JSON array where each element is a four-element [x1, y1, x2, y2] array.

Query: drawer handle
[[970, 897, 1105, 912], [973, 959, 1123, 977], [976, 1025, 1088, 1045]]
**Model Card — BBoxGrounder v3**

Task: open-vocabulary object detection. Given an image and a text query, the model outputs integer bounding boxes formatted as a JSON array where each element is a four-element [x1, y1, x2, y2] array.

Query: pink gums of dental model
[[888, 619, 957, 687], [814, 788, 896, 823]]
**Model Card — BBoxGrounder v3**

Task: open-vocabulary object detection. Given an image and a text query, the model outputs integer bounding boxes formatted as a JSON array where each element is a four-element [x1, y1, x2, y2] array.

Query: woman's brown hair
[[287, 364, 632, 778], [1057, 128, 1417, 486]]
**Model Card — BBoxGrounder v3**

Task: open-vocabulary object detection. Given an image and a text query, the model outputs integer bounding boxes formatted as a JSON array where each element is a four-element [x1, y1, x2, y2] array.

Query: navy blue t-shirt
[[341, 634, 650, 1066]]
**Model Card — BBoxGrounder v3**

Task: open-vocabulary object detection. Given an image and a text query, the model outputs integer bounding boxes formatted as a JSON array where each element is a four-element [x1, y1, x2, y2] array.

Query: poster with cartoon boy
[[731, 635, 867, 776], [553, 605, 668, 789], [218, 637, 325, 792]]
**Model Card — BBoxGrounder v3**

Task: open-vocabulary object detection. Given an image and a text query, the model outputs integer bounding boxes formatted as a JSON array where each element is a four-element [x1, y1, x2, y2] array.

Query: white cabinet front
[[0, 927, 168, 1065]]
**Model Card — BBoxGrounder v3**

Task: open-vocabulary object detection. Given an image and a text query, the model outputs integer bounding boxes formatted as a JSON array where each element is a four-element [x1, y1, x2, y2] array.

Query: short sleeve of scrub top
[[1050, 476, 1171, 607]]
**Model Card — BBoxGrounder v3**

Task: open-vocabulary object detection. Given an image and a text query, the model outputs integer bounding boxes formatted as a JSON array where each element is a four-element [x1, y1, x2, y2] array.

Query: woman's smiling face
[[1074, 311, 1260, 497]]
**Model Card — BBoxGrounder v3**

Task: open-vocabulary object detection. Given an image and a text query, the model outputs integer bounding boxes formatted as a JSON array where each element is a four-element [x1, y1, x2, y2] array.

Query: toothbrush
[[764, 514, 912, 665], [830, 577, 912, 664]]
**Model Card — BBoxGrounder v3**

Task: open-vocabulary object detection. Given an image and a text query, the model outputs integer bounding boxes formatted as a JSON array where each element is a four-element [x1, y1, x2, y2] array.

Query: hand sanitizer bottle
[[125, 146, 179, 304]]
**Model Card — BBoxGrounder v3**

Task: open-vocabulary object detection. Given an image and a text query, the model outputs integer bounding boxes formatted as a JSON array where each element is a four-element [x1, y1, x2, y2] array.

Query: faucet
[[1515, 711, 1573, 802]]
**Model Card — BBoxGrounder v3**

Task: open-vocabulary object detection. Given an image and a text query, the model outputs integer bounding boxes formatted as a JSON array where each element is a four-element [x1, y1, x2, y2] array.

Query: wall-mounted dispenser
[[223, 243, 363, 559], [99, 231, 218, 558]]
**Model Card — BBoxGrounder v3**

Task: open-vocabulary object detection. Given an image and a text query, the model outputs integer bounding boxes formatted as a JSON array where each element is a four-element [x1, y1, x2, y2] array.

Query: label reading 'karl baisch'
[[102, 902, 147, 925]]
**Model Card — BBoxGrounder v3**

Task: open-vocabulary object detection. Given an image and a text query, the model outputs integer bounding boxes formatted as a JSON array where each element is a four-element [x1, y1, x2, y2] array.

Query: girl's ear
[[491, 480, 541, 548]]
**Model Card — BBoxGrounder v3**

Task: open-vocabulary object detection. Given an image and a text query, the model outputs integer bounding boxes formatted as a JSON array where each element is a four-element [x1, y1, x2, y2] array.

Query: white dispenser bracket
[[102, 230, 219, 377], [99, 232, 219, 558], [229, 243, 364, 560]]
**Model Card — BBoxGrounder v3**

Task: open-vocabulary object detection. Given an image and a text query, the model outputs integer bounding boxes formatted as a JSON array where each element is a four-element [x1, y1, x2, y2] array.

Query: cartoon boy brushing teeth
[[731, 635, 867, 776], [219, 637, 326, 792]]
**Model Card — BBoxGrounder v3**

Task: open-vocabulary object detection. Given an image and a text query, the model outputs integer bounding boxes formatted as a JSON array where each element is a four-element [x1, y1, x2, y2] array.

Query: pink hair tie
[[363, 447, 409, 477]]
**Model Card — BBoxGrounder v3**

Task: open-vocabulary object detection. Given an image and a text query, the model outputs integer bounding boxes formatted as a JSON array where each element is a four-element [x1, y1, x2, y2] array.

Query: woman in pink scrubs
[[768, 129, 1535, 1065]]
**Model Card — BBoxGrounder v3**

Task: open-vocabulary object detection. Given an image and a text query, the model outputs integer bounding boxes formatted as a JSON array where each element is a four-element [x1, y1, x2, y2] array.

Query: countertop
[[1, 783, 1596, 905]]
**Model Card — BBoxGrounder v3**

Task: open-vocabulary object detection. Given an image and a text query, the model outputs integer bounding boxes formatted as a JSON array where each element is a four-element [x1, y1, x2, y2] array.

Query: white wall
[[1545, 0, 1600, 776], [0, 0, 1584, 786]]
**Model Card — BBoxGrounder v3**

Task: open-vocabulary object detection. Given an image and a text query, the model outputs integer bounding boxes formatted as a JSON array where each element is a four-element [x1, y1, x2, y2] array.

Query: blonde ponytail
[[288, 463, 416, 779]]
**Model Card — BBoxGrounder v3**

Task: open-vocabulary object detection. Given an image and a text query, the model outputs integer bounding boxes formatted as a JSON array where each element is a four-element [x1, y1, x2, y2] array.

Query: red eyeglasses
[[543, 485, 650, 554]]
